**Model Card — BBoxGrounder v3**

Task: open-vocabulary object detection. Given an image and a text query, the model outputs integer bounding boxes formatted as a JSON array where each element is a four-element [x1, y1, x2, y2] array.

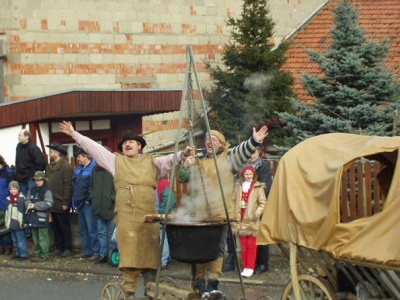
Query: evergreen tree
[[279, 0, 400, 149], [204, 0, 294, 145]]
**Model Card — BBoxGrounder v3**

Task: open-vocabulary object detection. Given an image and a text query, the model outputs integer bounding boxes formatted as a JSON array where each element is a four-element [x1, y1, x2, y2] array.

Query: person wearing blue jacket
[[0, 155, 15, 255], [72, 148, 99, 260]]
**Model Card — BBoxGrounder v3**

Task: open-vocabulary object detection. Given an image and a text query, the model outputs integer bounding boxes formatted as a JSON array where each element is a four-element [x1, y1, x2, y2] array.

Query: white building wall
[[0, 124, 50, 168]]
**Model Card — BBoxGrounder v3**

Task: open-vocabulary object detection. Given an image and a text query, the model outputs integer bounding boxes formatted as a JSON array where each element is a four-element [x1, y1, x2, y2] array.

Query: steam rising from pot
[[171, 157, 233, 222]]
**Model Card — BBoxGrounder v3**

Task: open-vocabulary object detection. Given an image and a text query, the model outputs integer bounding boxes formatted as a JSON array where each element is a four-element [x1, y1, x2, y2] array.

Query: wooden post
[[288, 225, 301, 300]]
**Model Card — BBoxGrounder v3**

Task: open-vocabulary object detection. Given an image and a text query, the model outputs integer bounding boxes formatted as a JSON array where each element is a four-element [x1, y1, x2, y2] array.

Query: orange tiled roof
[[282, 0, 400, 102]]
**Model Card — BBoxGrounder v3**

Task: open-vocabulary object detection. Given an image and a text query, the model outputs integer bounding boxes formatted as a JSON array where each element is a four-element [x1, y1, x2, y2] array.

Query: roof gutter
[[0, 88, 182, 107]]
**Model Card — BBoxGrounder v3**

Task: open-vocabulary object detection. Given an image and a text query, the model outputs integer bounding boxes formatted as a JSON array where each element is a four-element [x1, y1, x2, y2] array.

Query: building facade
[[0, 0, 328, 162]]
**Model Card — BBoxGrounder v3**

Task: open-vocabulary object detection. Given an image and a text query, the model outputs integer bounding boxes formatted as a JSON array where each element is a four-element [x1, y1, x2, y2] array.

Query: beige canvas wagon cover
[[258, 133, 400, 265]]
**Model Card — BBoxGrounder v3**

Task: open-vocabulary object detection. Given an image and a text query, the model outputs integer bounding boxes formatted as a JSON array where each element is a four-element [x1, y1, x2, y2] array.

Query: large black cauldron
[[166, 222, 225, 263]]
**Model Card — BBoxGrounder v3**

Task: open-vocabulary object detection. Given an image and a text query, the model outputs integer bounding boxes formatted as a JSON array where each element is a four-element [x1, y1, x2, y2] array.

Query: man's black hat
[[74, 148, 88, 157], [117, 130, 146, 151], [46, 142, 68, 156]]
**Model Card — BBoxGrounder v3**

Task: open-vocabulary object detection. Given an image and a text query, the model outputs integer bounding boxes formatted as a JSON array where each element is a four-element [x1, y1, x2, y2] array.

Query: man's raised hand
[[59, 121, 75, 137], [253, 126, 269, 143]]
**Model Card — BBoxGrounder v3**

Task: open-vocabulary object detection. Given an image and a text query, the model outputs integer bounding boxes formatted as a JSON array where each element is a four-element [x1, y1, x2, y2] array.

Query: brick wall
[[1, 0, 244, 101], [0, 0, 328, 147]]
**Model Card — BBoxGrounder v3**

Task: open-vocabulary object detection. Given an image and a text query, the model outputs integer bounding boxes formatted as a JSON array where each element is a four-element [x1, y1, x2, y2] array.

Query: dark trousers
[[51, 211, 72, 251], [226, 229, 235, 254], [21, 180, 36, 238], [255, 244, 270, 267]]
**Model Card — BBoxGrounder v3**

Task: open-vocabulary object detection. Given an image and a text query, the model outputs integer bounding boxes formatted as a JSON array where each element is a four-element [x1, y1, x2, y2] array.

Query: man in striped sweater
[[178, 126, 268, 300]]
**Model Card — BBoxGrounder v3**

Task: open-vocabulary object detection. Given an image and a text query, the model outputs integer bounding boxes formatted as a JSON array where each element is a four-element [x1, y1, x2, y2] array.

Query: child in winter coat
[[25, 171, 54, 262], [5, 181, 29, 261], [232, 166, 267, 278]]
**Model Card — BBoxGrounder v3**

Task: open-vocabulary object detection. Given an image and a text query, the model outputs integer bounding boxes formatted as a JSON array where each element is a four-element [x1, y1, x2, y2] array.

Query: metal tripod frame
[[154, 45, 247, 300]]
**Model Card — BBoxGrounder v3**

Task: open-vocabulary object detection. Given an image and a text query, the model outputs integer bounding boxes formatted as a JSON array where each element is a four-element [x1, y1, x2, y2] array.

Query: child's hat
[[33, 171, 48, 181], [9, 181, 20, 190], [242, 166, 256, 176]]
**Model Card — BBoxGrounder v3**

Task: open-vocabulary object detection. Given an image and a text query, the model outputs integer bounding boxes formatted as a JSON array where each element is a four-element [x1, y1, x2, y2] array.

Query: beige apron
[[199, 151, 234, 219], [114, 154, 159, 269]]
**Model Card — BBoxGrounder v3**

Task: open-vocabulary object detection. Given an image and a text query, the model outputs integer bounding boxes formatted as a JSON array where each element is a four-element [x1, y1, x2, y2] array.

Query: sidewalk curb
[[0, 263, 120, 277], [1, 251, 291, 289]]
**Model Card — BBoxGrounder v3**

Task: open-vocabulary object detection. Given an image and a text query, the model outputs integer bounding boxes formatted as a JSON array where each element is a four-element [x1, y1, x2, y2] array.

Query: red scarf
[[10, 194, 19, 205], [241, 183, 254, 218]]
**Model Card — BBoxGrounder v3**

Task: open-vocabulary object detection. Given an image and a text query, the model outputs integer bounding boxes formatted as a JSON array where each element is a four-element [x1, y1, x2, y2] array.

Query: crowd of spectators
[[0, 130, 117, 265], [1, 125, 271, 300]]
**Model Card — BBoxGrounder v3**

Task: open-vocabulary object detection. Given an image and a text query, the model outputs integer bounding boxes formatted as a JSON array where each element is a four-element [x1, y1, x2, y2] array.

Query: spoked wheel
[[159, 276, 178, 287], [281, 274, 335, 300], [100, 282, 126, 300]]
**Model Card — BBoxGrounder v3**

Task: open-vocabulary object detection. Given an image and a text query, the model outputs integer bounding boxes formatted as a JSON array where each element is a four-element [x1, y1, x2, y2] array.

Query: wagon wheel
[[159, 276, 178, 288], [100, 282, 126, 300], [281, 274, 335, 300]]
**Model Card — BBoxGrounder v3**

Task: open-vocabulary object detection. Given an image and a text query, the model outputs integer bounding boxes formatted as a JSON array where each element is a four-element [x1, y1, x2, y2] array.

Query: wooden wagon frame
[[258, 133, 400, 299]]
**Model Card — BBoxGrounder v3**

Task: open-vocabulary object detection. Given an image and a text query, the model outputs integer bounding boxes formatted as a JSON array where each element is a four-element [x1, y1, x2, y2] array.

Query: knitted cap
[[206, 130, 231, 151], [9, 181, 20, 190], [209, 130, 226, 144], [242, 166, 256, 176]]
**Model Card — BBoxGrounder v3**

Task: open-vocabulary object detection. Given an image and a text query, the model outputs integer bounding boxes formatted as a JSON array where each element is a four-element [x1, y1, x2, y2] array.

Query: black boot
[[205, 280, 223, 300], [222, 253, 235, 272], [193, 278, 206, 294]]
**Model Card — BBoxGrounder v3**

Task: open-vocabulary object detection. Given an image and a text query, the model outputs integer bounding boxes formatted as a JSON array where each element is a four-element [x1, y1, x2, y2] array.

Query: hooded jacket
[[231, 180, 267, 237], [5, 193, 26, 231], [25, 184, 54, 228]]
